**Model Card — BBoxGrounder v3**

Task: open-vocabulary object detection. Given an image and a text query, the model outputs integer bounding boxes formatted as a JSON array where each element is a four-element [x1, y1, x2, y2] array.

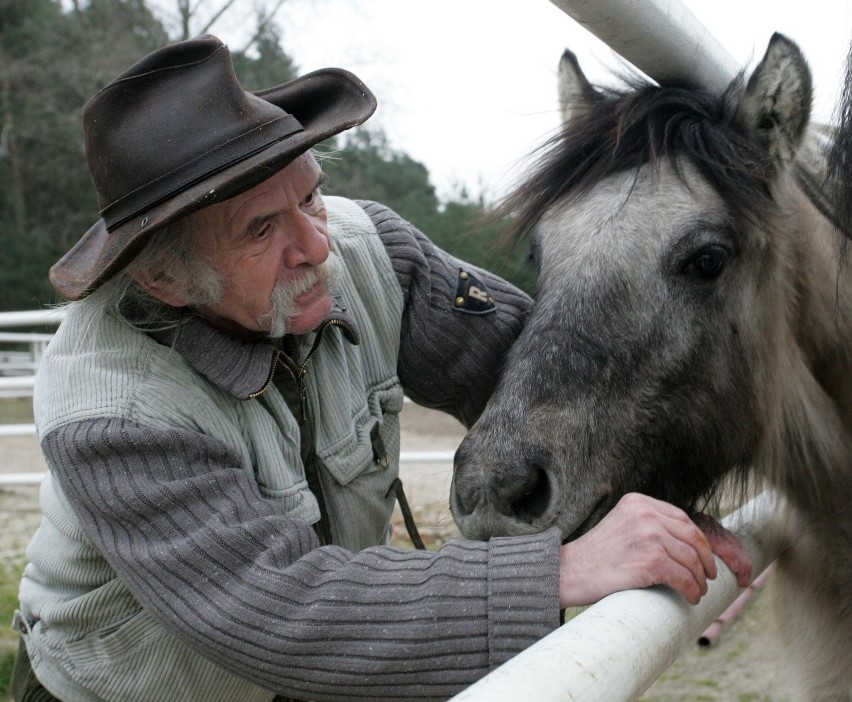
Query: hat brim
[[50, 67, 376, 300]]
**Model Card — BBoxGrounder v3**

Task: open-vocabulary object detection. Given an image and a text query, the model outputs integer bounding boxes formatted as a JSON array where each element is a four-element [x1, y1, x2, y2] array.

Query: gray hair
[[124, 215, 223, 306], [86, 215, 222, 332]]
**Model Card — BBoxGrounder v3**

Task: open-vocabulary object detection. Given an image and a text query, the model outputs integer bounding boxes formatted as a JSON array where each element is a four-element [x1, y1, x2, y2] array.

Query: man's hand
[[558, 493, 751, 608]]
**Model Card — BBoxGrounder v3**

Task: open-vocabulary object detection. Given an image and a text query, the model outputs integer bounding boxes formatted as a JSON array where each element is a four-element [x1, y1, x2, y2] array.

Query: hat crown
[[84, 35, 297, 229]]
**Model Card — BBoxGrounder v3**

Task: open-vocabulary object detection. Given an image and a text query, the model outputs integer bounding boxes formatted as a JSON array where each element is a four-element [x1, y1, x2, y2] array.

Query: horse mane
[[501, 75, 780, 243], [826, 44, 852, 237]]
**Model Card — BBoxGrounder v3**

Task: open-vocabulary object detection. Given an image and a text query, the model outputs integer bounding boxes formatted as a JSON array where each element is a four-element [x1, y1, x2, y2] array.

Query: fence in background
[[0, 308, 65, 399]]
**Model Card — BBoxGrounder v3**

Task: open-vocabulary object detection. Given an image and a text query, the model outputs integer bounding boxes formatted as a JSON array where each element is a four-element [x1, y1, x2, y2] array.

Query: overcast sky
[[206, 0, 852, 202]]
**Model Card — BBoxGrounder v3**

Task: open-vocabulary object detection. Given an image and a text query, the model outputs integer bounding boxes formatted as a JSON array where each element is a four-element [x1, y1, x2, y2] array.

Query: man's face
[[190, 153, 335, 338]]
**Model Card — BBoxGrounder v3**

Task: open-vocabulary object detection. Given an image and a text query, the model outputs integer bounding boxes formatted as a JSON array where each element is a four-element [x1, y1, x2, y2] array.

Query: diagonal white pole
[[549, 0, 740, 93]]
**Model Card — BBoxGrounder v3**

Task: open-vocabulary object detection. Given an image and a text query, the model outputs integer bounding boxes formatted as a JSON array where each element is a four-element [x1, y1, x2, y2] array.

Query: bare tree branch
[[176, 0, 192, 39], [239, 0, 288, 54], [199, 0, 243, 36]]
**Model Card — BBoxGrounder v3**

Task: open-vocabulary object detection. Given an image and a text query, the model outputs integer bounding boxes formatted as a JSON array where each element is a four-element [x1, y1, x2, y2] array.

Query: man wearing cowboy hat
[[12, 34, 749, 702]]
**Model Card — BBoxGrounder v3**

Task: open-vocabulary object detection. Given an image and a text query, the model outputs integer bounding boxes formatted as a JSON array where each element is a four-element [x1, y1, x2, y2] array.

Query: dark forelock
[[501, 75, 778, 242]]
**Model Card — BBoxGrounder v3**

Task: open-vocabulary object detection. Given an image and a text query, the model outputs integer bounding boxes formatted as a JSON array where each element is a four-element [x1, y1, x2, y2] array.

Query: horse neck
[[788, 150, 852, 412], [766, 159, 852, 516]]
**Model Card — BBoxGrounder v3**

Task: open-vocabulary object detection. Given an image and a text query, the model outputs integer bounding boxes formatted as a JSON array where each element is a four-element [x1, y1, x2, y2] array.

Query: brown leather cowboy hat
[[50, 34, 377, 300]]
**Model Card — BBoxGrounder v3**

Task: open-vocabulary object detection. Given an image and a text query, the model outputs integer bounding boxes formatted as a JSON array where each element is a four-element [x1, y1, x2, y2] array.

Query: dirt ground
[[0, 402, 797, 701]]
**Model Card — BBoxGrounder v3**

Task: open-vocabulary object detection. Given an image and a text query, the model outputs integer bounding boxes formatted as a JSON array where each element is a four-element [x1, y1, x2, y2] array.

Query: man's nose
[[285, 214, 329, 268]]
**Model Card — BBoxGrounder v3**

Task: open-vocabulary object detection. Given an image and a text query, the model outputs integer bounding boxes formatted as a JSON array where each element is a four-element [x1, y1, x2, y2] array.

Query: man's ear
[[129, 269, 190, 308]]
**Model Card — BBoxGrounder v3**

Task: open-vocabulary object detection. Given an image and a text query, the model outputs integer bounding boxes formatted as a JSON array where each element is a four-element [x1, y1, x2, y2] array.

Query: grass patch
[[725, 640, 749, 661], [0, 566, 23, 638], [0, 645, 15, 698], [0, 563, 23, 646], [0, 562, 24, 698]]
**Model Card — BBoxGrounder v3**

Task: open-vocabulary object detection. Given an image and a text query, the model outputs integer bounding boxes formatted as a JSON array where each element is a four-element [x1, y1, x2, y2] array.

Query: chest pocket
[[319, 379, 404, 552], [320, 378, 404, 484]]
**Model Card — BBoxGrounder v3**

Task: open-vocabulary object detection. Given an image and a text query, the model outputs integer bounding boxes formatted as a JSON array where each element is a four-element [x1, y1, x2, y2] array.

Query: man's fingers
[[658, 559, 705, 605], [676, 570, 704, 606], [692, 513, 754, 587], [657, 524, 716, 600], [564, 495, 752, 608], [671, 519, 717, 579], [709, 532, 753, 587]]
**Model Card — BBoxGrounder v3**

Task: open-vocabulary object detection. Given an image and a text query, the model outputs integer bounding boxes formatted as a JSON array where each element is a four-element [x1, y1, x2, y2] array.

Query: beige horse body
[[452, 35, 852, 699]]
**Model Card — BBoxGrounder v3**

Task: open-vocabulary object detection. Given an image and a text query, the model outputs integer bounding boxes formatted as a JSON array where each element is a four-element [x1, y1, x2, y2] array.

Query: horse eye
[[686, 245, 729, 279]]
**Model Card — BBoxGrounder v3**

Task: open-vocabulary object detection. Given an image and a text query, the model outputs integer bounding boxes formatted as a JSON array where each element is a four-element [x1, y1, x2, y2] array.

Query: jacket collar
[[150, 290, 360, 400]]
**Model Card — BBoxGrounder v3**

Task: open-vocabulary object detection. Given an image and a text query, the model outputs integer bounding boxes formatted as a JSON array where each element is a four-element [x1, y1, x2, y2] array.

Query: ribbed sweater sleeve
[[42, 419, 561, 701], [359, 201, 534, 429]]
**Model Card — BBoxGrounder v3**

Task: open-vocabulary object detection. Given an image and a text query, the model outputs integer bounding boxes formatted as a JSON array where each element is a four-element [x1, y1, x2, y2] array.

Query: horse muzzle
[[450, 436, 560, 539]]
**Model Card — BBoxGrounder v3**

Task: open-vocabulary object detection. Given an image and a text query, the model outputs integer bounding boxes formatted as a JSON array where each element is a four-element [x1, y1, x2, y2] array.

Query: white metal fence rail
[[0, 308, 65, 398], [549, 0, 738, 92], [452, 493, 778, 702]]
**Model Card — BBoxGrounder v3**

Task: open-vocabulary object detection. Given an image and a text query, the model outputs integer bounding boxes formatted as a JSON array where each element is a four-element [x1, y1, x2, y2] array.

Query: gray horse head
[[451, 34, 841, 542]]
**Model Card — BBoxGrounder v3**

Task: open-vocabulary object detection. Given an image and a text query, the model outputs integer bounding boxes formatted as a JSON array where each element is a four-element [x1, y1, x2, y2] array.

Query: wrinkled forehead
[[533, 160, 725, 278], [189, 152, 321, 250]]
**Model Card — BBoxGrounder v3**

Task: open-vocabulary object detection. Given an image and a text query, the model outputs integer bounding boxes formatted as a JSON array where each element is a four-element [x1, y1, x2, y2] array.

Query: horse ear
[[558, 49, 600, 126], [736, 33, 813, 164]]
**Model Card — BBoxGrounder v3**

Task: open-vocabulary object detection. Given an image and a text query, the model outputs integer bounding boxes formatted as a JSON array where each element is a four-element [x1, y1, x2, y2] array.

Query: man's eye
[[303, 188, 324, 211], [253, 225, 271, 241]]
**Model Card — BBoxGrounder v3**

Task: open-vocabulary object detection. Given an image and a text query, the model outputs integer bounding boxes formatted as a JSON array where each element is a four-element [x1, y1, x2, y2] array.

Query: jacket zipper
[[249, 318, 357, 412]]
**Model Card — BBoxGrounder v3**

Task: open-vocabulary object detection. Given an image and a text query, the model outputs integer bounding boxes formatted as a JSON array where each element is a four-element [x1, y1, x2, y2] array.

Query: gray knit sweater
[[18, 198, 560, 702]]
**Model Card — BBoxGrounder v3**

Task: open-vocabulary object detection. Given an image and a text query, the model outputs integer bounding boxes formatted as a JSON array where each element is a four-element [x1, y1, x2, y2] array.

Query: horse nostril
[[511, 468, 551, 523], [490, 467, 551, 523], [452, 478, 483, 516], [453, 437, 555, 526]]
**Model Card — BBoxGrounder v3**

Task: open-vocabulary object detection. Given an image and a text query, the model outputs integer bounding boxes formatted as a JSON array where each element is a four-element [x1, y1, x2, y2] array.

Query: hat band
[[101, 113, 304, 231]]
